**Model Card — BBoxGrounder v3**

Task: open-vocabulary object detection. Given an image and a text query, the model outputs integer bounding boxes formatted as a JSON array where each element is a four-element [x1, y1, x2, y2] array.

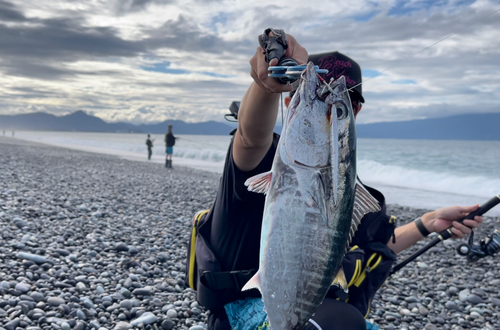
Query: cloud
[[0, 0, 498, 124]]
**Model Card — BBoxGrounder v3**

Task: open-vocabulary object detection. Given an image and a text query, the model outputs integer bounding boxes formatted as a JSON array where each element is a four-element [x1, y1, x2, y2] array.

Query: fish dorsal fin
[[348, 182, 382, 244], [242, 271, 262, 293], [245, 171, 273, 195]]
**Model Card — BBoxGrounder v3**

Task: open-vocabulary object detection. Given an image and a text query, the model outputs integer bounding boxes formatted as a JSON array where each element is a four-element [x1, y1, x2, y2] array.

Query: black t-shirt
[[210, 133, 279, 274], [165, 132, 176, 147]]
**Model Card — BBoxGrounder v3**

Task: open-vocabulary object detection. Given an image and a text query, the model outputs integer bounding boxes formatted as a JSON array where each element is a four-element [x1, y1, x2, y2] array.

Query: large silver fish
[[242, 62, 380, 329]]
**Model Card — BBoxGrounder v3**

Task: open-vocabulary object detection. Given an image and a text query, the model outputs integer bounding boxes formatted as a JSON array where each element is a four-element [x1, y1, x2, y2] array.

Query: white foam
[[10, 131, 500, 216], [359, 160, 500, 216]]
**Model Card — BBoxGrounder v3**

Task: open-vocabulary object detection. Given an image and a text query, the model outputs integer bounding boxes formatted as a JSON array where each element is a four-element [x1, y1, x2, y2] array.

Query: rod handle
[[437, 195, 500, 240]]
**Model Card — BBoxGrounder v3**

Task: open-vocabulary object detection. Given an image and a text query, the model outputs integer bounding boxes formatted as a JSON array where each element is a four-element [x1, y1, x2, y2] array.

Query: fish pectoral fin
[[348, 183, 383, 243], [245, 171, 273, 195], [332, 267, 348, 293], [241, 272, 262, 293]]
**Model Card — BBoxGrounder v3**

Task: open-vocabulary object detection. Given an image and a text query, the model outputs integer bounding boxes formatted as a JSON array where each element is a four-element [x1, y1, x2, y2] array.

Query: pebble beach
[[1, 137, 499, 330]]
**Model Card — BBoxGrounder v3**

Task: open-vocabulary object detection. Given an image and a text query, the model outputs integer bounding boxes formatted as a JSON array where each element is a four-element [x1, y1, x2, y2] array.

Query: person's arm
[[388, 205, 484, 254], [233, 34, 308, 172]]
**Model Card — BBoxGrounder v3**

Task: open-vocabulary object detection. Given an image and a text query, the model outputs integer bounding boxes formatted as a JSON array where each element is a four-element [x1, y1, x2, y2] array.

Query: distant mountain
[[0, 111, 234, 135], [356, 113, 500, 141], [1, 111, 499, 139]]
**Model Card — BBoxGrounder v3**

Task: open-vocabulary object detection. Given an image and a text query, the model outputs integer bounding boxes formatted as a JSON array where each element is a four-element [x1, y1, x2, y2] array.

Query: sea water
[[10, 131, 500, 216]]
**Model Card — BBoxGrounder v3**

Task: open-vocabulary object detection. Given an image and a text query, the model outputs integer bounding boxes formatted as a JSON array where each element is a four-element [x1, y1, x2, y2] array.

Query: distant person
[[146, 134, 153, 160], [2, 130, 5, 136], [165, 124, 176, 168], [12, 130, 14, 137]]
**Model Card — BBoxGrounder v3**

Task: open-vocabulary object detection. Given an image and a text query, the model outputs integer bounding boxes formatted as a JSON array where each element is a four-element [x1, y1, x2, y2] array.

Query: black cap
[[308, 52, 364, 103]]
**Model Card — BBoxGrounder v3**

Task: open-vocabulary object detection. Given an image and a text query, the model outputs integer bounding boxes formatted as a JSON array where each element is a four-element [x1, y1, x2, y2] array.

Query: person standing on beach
[[190, 31, 485, 330], [146, 134, 153, 160], [165, 124, 176, 168]]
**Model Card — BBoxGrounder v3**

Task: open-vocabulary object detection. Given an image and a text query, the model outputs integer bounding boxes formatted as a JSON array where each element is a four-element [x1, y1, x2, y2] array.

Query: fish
[[242, 62, 381, 329]]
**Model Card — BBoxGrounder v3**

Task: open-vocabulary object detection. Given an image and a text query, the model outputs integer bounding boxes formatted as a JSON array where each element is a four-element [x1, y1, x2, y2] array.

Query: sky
[[0, 0, 499, 124]]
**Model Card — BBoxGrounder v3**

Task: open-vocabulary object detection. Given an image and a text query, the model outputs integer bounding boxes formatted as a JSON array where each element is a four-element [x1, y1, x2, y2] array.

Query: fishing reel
[[259, 28, 327, 84], [456, 229, 500, 262]]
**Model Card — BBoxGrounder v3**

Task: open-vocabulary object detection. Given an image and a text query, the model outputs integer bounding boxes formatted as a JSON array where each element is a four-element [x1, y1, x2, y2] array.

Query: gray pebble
[[47, 297, 65, 306]]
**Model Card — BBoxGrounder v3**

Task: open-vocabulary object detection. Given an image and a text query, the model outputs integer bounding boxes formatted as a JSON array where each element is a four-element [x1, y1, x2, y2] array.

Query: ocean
[[7, 130, 500, 217]]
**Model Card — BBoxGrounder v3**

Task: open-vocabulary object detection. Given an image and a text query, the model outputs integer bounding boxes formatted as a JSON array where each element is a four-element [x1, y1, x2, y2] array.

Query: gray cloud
[[0, 0, 498, 124], [0, 0, 25, 21]]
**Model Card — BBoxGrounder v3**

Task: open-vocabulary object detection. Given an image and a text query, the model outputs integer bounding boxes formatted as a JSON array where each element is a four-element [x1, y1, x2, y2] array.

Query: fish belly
[[259, 191, 343, 329]]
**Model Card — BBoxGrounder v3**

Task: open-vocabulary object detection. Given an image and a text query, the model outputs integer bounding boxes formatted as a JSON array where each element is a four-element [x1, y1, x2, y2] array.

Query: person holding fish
[[192, 30, 484, 330]]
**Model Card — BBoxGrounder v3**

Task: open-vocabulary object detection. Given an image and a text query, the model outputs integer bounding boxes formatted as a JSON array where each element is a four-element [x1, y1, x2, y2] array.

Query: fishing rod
[[390, 194, 500, 275]]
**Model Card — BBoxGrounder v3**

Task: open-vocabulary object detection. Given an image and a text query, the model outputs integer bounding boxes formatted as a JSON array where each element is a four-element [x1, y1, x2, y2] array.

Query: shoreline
[[1, 137, 499, 330]]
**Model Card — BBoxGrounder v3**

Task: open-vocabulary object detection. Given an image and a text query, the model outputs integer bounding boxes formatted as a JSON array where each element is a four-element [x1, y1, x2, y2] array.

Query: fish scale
[[243, 62, 381, 329]]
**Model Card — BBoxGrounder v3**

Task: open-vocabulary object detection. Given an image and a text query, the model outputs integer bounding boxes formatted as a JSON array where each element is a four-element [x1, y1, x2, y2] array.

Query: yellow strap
[[188, 210, 209, 290], [347, 259, 362, 287], [389, 215, 397, 224], [353, 253, 382, 287]]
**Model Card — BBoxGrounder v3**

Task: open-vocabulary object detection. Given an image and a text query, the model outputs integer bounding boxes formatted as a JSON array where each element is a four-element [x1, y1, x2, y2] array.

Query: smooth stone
[[76, 282, 87, 291], [80, 298, 94, 309], [161, 320, 174, 330], [119, 300, 133, 310], [47, 297, 65, 306], [115, 243, 128, 252], [445, 301, 461, 311], [119, 288, 131, 298], [130, 312, 157, 326], [132, 288, 152, 296], [128, 247, 138, 255], [189, 327, 204, 330], [17, 252, 47, 264], [76, 309, 86, 320], [55, 249, 70, 256], [491, 298, 500, 307], [458, 289, 470, 302], [30, 292, 44, 302], [113, 322, 131, 330], [417, 262, 429, 269], [469, 307, 483, 315], [96, 285, 106, 294], [4, 319, 20, 330], [166, 309, 177, 319], [15, 282, 31, 293], [469, 311, 481, 319], [423, 324, 438, 330], [61, 323, 70, 330], [467, 294, 483, 304], [404, 296, 419, 303], [400, 308, 411, 316], [418, 306, 429, 316]]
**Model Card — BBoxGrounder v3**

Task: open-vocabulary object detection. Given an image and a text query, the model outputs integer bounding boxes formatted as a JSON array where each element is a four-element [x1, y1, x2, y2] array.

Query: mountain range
[[0, 111, 234, 135], [1, 111, 499, 140]]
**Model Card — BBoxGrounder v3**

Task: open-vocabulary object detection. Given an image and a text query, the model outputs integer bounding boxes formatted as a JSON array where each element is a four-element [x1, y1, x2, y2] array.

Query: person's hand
[[422, 205, 483, 238], [249, 33, 308, 94]]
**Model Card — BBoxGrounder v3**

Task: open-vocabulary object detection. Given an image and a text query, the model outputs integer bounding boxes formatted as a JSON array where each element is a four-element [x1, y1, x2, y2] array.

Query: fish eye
[[336, 105, 347, 119]]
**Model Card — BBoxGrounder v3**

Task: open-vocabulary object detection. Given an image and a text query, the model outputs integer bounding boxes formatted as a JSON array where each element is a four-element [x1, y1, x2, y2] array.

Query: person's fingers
[[452, 221, 472, 235], [283, 34, 308, 65], [451, 227, 465, 238], [462, 219, 480, 229]]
